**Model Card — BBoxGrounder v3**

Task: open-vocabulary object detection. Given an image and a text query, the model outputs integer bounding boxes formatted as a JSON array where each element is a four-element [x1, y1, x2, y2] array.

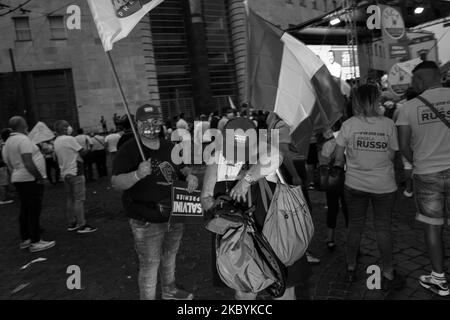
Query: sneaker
[[67, 222, 78, 231], [29, 240, 55, 253], [403, 190, 413, 198], [419, 274, 450, 296], [162, 287, 194, 300], [306, 251, 320, 264], [382, 270, 405, 291], [19, 239, 31, 250], [76, 224, 98, 234], [0, 199, 14, 205]]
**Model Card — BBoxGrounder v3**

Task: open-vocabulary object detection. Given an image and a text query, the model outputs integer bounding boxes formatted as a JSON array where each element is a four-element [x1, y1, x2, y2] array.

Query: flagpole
[[106, 51, 146, 161]]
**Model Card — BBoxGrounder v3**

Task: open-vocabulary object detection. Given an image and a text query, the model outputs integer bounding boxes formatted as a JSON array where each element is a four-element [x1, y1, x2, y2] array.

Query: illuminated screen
[[307, 45, 360, 80]]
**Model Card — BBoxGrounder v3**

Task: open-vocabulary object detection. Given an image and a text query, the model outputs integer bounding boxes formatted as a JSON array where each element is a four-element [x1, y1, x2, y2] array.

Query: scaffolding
[[342, 0, 359, 80]]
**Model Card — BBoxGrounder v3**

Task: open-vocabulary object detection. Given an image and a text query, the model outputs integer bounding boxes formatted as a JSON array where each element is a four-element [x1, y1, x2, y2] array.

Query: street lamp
[[414, 7, 424, 14]]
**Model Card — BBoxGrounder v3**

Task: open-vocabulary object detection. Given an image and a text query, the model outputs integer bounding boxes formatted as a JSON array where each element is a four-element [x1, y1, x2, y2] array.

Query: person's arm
[[398, 125, 413, 164], [21, 153, 44, 183], [180, 165, 198, 193], [201, 163, 218, 212], [111, 161, 151, 191], [334, 145, 346, 168], [230, 140, 283, 202]]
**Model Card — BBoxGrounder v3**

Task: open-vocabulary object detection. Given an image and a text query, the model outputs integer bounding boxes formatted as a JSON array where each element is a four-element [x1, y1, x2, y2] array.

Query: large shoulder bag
[[416, 95, 450, 129], [260, 171, 315, 267]]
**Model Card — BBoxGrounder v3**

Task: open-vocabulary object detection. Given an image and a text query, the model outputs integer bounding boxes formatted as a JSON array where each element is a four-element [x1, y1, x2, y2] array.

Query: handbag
[[416, 95, 450, 129], [259, 171, 315, 266], [213, 192, 287, 297]]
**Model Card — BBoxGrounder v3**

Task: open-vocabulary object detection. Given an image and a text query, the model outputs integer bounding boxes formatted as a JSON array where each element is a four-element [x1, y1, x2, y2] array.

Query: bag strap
[[258, 178, 274, 212], [416, 96, 450, 129]]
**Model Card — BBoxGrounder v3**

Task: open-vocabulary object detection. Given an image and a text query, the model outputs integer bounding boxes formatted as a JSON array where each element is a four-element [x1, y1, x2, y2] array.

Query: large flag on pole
[[87, 0, 164, 51], [246, 9, 344, 156]]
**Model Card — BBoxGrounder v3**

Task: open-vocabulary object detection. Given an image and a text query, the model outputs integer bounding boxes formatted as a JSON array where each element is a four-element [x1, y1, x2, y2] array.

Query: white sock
[[431, 271, 446, 283]]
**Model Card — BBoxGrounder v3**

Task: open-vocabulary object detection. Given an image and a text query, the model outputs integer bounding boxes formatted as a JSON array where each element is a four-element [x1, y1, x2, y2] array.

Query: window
[[300, 0, 307, 6], [312, 0, 318, 10], [332, 0, 337, 9], [13, 17, 31, 41], [48, 16, 66, 39], [323, 0, 327, 11]]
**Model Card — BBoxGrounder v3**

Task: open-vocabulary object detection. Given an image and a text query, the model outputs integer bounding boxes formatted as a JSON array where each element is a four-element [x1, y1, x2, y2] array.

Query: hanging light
[[414, 7, 424, 14], [330, 18, 341, 25]]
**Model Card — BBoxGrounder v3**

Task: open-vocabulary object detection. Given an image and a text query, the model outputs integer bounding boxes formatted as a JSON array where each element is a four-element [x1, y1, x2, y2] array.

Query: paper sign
[[28, 122, 55, 145], [170, 181, 204, 224]]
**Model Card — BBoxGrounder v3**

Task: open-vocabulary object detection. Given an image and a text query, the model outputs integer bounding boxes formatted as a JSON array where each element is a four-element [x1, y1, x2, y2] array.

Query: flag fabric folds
[[246, 9, 345, 157], [87, 0, 164, 51]]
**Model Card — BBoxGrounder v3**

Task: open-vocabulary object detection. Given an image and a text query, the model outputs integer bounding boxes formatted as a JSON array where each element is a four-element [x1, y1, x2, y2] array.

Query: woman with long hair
[[334, 84, 404, 290]]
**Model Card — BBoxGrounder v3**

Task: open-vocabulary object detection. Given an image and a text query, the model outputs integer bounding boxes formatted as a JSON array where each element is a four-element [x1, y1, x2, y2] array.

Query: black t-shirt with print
[[112, 138, 182, 223]]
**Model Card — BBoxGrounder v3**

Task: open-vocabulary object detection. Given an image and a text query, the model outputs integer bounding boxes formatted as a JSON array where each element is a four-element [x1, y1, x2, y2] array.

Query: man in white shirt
[[105, 130, 122, 160], [91, 132, 108, 178], [2, 116, 55, 252], [327, 50, 342, 80], [54, 120, 97, 234], [75, 128, 94, 181], [397, 61, 450, 296]]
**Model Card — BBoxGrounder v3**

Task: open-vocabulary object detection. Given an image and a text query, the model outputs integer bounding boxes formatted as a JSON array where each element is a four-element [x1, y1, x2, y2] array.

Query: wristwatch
[[243, 173, 256, 185]]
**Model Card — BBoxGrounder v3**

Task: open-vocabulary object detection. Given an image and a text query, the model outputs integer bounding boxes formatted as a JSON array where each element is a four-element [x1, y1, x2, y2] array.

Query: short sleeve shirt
[[396, 87, 450, 175], [336, 116, 398, 193], [54, 135, 83, 178], [2, 133, 46, 182]]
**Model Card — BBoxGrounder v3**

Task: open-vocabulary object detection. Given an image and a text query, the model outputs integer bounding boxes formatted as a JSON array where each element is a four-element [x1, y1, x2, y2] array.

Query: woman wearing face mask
[[333, 84, 404, 290], [111, 104, 199, 300]]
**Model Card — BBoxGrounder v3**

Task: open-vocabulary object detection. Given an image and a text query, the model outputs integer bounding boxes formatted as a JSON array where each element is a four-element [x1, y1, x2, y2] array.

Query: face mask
[[67, 126, 73, 135], [138, 119, 162, 140]]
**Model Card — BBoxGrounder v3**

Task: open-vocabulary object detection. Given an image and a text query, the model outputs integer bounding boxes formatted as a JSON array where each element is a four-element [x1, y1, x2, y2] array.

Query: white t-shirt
[[105, 133, 121, 153], [336, 116, 398, 194], [91, 135, 105, 151], [54, 135, 83, 178], [396, 87, 450, 175], [75, 134, 92, 151], [327, 62, 342, 79], [1, 133, 46, 182]]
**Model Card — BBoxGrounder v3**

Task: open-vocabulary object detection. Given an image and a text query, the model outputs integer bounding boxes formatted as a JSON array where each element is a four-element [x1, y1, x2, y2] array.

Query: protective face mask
[[67, 126, 73, 135], [138, 119, 162, 140]]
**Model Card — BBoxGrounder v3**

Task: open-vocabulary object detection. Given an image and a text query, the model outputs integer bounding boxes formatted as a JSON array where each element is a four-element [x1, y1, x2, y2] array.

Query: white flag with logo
[[87, 0, 164, 51]]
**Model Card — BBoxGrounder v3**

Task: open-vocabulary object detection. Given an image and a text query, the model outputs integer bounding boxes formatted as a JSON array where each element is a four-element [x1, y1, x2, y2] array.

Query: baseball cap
[[135, 104, 162, 121]]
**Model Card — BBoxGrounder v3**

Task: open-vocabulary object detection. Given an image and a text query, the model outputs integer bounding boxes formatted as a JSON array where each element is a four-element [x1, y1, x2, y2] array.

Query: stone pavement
[[0, 169, 449, 300]]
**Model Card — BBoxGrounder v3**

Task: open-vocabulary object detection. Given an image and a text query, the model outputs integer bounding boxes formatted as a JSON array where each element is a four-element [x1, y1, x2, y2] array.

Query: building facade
[[0, 0, 335, 130]]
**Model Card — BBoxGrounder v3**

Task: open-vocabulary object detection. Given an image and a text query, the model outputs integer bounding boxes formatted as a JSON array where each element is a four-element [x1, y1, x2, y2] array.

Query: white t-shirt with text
[[396, 87, 450, 175], [336, 116, 398, 194]]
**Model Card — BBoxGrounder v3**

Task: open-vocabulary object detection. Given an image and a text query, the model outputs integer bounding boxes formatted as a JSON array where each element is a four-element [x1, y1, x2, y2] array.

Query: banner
[[87, 0, 164, 51], [170, 181, 204, 224], [28, 122, 55, 145]]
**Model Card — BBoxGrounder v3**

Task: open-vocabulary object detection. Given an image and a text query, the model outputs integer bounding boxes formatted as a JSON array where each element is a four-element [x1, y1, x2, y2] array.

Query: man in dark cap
[[111, 104, 198, 300]]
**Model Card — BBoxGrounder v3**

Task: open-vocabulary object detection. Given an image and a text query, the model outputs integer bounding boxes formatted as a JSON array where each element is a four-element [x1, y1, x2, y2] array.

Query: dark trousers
[[14, 181, 44, 243], [293, 159, 312, 211], [344, 186, 396, 272], [45, 158, 60, 184], [326, 188, 348, 229], [83, 152, 94, 181], [93, 150, 107, 177]]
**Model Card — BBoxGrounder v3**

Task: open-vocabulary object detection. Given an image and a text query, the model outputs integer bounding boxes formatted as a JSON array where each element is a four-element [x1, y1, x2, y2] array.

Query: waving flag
[[87, 0, 164, 51], [246, 9, 344, 156]]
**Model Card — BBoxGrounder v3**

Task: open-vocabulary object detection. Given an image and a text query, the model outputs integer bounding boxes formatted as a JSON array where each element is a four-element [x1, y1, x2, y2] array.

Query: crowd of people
[[1, 60, 449, 299]]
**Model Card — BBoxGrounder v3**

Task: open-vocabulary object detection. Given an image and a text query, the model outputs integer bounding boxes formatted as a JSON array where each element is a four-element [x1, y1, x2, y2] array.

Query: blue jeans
[[130, 219, 183, 300], [64, 175, 86, 226], [344, 186, 396, 273], [414, 168, 450, 226]]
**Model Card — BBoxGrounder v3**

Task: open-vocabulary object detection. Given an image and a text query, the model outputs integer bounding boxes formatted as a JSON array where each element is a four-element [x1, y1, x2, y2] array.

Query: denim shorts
[[414, 168, 450, 226]]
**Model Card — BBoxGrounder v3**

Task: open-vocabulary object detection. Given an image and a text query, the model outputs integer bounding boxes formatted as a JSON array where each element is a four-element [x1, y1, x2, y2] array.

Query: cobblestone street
[[1, 169, 449, 300]]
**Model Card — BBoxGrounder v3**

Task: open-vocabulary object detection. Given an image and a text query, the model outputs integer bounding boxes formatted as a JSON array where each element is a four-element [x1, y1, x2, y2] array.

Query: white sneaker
[[306, 252, 320, 264], [29, 240, 55, 253], [20, 239, 31, 250], [0, 199, 14, 205], [403, 190, 413, 198]]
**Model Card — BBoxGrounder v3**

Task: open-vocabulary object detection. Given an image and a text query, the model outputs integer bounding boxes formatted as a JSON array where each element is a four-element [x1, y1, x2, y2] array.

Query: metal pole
[[106, 51, 146, 161], [9, 48, 17, 73]]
